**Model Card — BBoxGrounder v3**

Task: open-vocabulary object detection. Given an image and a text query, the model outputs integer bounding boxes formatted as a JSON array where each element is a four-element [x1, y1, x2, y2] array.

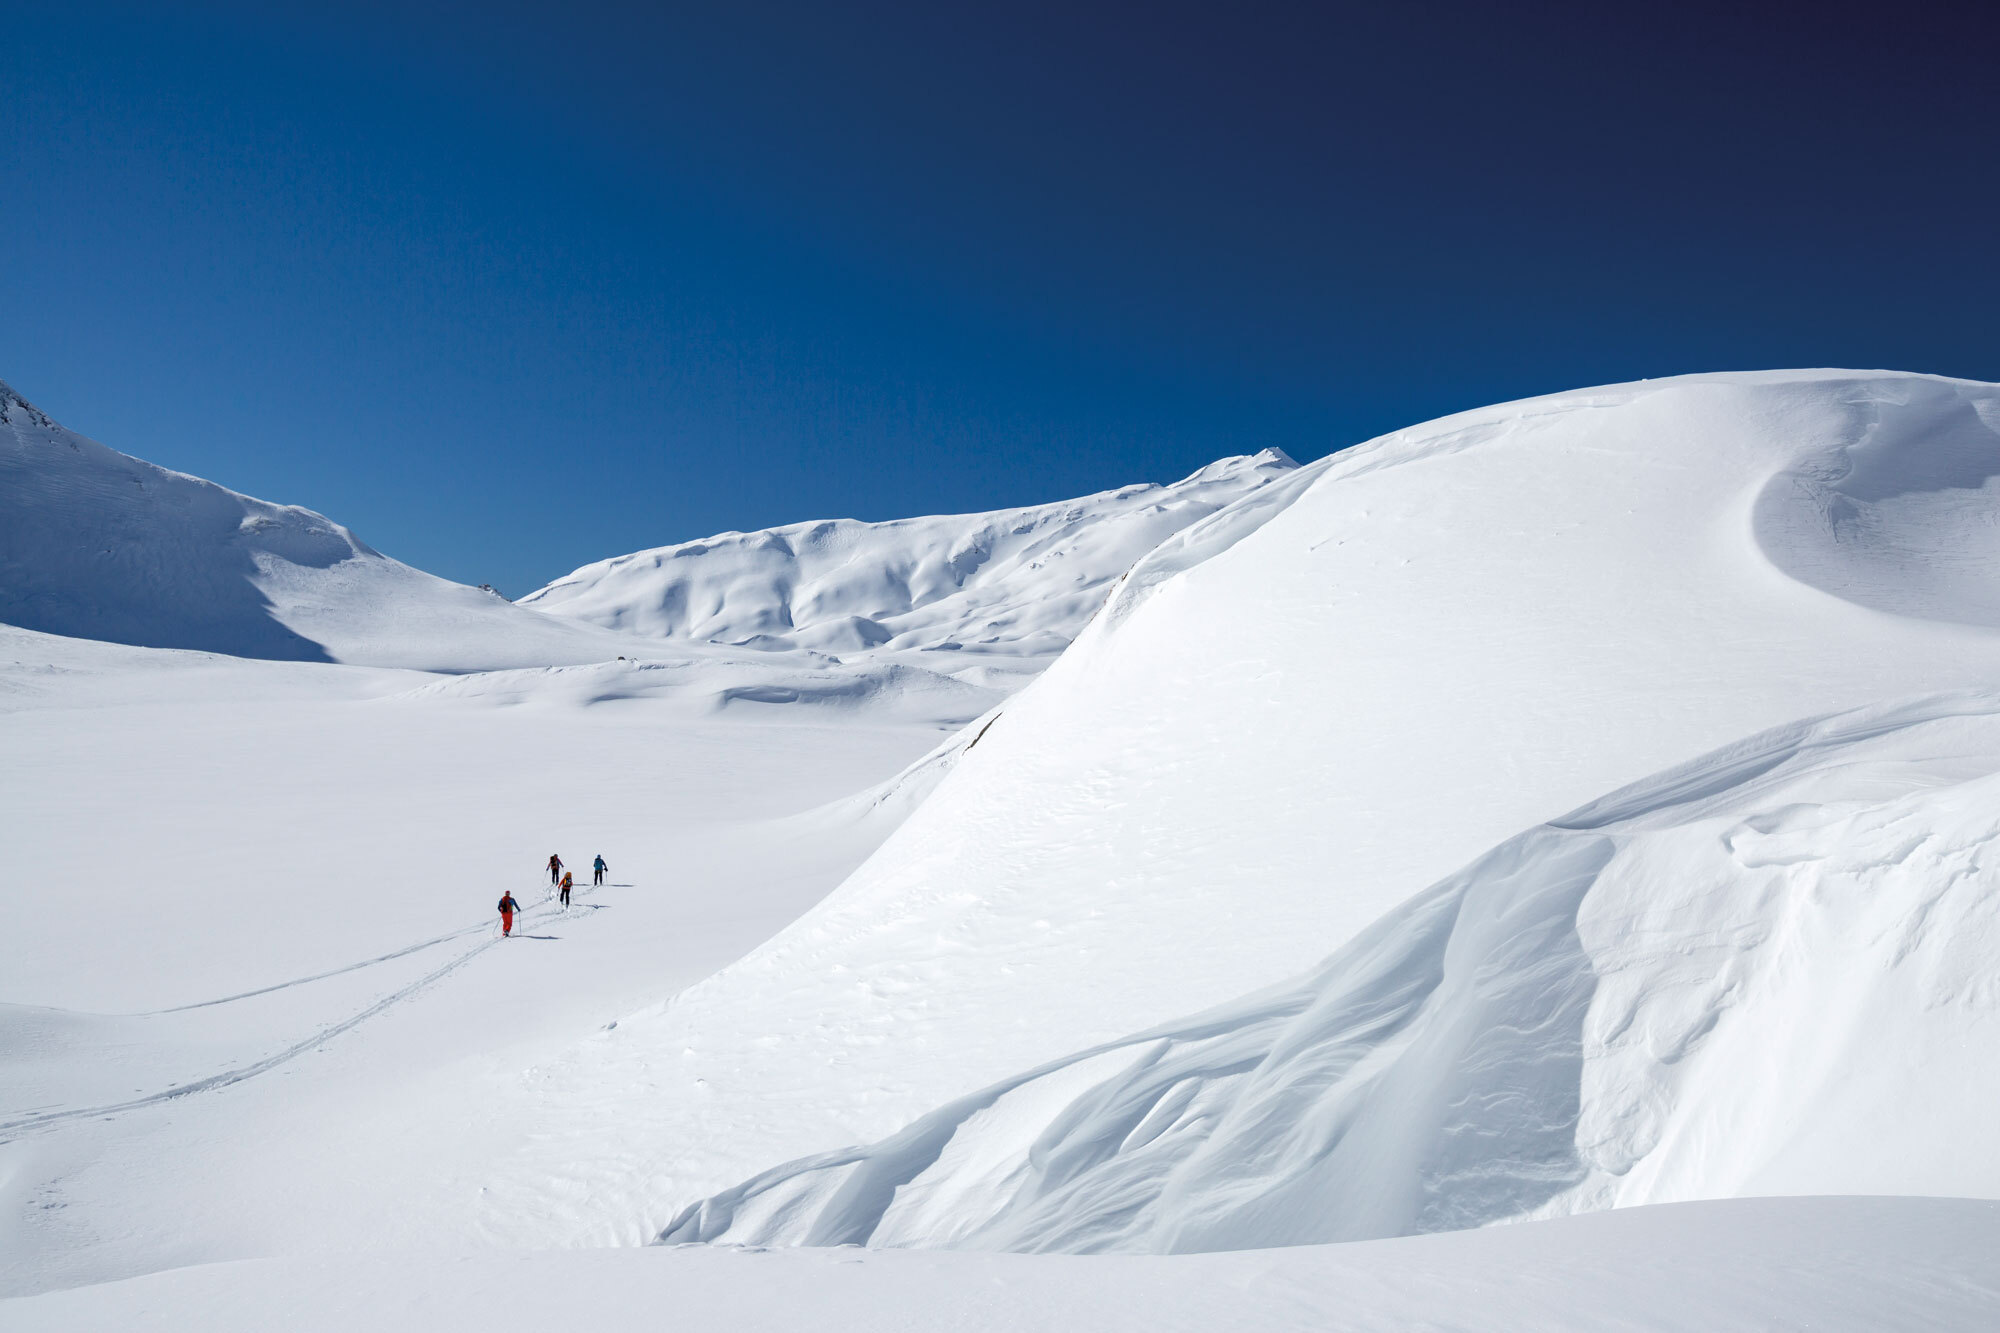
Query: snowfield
[[7, 369, 2000, 1327]]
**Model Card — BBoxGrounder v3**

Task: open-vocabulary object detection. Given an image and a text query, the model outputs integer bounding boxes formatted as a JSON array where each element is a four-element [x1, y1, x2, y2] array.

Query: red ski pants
[[501, 911, 514, 936]]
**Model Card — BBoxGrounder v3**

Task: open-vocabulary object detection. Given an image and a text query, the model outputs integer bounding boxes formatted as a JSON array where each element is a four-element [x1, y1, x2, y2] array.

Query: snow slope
[[519, 449, 1299, 689], [0, 381, 651, 670], [10, 1198, 1999, 1333], [667, 690, 2000, 1251], [471, 370, 2000, 1251]]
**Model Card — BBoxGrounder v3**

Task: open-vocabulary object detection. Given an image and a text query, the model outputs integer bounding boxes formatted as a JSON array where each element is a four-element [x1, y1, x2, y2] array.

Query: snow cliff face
[[518, 450, 1299, 689], [472, 370, 2000, 1253]]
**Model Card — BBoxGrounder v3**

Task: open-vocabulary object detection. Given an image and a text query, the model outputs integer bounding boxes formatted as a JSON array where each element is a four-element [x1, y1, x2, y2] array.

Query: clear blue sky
[[5, 1, 1996, 595]]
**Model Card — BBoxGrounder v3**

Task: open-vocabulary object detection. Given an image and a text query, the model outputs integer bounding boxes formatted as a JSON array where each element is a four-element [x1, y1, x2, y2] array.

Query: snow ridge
[[0, 382, 661, 670], [519, 449, 1299, 688]]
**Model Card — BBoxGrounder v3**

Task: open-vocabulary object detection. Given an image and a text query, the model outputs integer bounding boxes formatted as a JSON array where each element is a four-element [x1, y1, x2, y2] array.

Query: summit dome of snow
[[471, 370, 2000, 1254], [518, 449, 1298, 687], [0, 380, 645, 670]]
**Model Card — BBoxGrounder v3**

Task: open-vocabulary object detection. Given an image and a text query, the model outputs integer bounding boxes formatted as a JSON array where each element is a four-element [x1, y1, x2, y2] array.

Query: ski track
[[151, 925, 492, 1014], [0, 881, 592, 1138]]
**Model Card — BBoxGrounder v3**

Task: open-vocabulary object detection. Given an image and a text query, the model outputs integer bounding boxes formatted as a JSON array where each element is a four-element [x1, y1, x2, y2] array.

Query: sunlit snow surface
[[479, 370, 2000, 1258], [668, 690, 2000, 1251], [519, 447, 1300, 692], [8, 369, 2000, 1326]]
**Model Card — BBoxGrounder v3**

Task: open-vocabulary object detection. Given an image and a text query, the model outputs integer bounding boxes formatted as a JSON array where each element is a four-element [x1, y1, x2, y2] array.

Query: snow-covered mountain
[[2, 375, 1297, 698], [470, 370, 2000, 1255], [0, 380, 645, 671], [518, 450, 1299, 689]]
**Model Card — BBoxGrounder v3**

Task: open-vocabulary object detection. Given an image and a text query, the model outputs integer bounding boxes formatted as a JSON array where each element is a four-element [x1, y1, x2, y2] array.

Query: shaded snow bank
[[665, 691, 2000, 1252]]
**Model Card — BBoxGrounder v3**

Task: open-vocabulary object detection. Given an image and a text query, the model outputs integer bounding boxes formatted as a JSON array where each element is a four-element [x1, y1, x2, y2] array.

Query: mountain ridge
[[519, 446, 1300, 689]]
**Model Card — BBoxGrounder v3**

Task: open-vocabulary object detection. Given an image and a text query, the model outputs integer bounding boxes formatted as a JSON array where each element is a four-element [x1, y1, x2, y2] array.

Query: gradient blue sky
[[5, 1, 1997, 595]]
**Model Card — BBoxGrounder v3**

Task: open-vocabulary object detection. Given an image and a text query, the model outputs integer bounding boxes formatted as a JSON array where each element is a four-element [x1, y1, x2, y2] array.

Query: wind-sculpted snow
[[0, 381, 648, 670], [518, 449, 1299, 687], [475, 371, 2000, 1258], [664, 691, 2000, 1252], [1751, 377, 2000, 627]]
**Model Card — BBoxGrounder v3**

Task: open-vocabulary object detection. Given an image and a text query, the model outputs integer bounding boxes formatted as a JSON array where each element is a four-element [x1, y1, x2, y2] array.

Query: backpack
[[498, 897, 513, 913]]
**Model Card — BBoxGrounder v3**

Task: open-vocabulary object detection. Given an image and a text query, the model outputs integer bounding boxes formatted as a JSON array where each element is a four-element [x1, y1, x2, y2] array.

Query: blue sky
[[5, 1, 1997, 595]]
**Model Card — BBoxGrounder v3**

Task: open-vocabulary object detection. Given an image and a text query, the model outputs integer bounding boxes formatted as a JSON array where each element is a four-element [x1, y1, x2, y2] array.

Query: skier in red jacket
[[498, 891, 521, 936]]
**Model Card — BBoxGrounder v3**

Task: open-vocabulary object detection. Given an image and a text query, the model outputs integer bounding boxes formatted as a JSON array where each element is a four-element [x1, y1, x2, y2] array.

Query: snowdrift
[[475, 370, 2000, 1252], [0, 381, 644, 670], [519, 449, 1298, 688], [664, 691, 2000, 1250]]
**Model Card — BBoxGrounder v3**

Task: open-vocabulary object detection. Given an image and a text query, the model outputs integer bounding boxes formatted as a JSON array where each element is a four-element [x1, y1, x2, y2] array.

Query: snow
[[8, 368, 2000, 1325], [665, 689, 2000, 1251], [0, 619, 955, 1294], [9, 1198, 2000, 1332], [470, 370, 2000, 1254], [0, 380, 668, 670], [519, 447, 1299, 690]]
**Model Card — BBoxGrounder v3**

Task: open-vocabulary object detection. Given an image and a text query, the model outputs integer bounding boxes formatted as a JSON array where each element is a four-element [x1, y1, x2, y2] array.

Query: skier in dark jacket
[[593, 854, 608, 887], [546, 853, 563, 885], [498, 891, 521, 936]]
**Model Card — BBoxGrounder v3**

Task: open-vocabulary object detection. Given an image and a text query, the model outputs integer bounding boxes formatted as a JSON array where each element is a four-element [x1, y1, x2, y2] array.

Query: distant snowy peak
[[519, 448, 1300, 684], [1178, 446, 1297, 483], [0, 379, 56, 430], [0, 379, 645, 670]]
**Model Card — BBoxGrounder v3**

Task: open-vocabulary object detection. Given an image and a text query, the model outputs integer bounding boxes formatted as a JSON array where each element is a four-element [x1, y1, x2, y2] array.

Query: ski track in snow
[[0, 883, 596, 1136]]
